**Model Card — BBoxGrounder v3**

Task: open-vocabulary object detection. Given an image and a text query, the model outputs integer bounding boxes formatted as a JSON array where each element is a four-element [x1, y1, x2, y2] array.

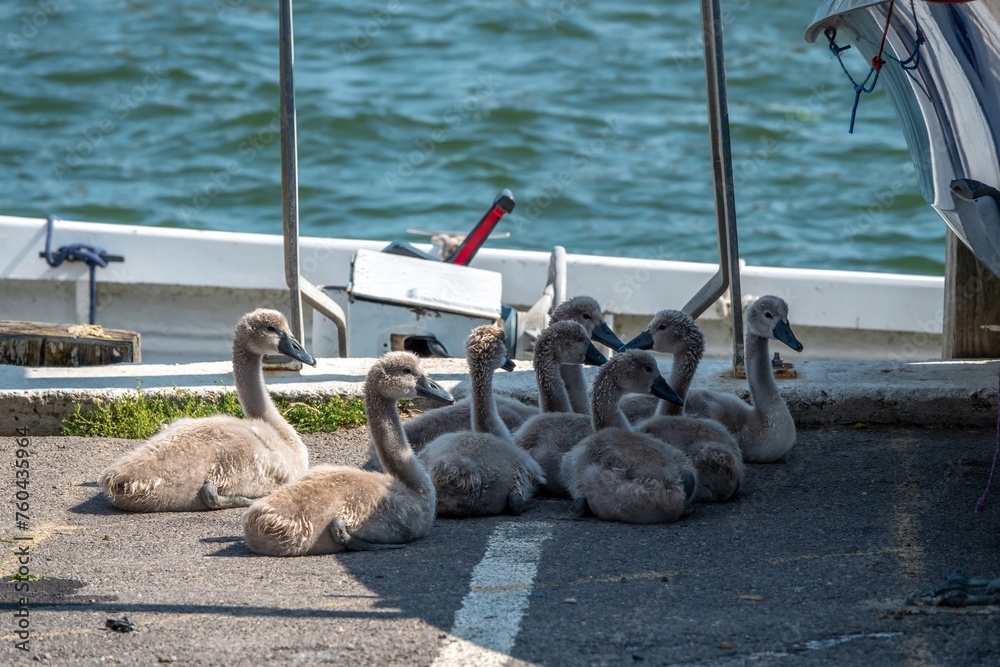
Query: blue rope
[[889, 27, 925, 71], [41, 215, 111, 325], [826, 28, 882, 134], [887, 0, 925, 71], [824, 0, 924, 134]]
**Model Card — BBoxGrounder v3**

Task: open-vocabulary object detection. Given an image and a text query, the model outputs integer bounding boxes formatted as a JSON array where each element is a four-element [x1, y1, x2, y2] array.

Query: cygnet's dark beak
[[501, 357, 517, 372], [278, 332, 317, 366], [773, 320, 804, 353], [619, 329, 653, 351], [427, 338, 450, 358], [650, 375, 684, 406], [416, 376, 455, 404], [583, 343, 608, 366], [591, 319, 626, 351]]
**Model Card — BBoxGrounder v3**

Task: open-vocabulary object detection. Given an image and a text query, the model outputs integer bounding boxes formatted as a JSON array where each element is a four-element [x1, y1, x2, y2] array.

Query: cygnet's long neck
[[536, 351, 573, 414], [232, 345, 297, 441], [559, 364, 591, 415], [657, 341, 702, 418], [745, 330, 783, 414], [366, 389, 433, 494], [470, 361, 513, 444], [590, 369, 631, 432]]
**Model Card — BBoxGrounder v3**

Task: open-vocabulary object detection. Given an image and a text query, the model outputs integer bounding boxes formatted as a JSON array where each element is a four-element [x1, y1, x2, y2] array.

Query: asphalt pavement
[[1, 425, 998, 666]]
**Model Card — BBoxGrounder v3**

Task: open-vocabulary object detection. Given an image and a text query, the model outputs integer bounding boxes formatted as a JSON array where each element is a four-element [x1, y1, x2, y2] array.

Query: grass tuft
[[61, 382, 368, 439], [274, 396, 367, 434]]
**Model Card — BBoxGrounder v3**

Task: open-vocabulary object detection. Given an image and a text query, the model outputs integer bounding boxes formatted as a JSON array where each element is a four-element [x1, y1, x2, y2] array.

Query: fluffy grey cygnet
[[549, 295, 625, 415], [622, 310, 743, 502], [514, 320, 605, 497], [242, 352, 453, 555], [99, 309, 316, 512], [683, 296, 804, 463], [418, 325, 546, 517], [561, 350, 697, 524]]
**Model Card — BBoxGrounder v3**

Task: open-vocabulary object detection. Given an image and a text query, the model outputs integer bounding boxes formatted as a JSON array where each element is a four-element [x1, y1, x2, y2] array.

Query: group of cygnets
[[98, 294, 803, 556]]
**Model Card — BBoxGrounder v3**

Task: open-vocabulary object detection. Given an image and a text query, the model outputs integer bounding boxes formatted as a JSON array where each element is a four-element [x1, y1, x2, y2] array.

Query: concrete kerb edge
[[1, 359, 997, 436]]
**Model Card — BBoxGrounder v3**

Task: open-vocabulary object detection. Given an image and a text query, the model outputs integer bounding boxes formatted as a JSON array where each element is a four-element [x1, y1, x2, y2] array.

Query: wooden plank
[[942, 229, 1000, 358], [0, 321, 140, 367]]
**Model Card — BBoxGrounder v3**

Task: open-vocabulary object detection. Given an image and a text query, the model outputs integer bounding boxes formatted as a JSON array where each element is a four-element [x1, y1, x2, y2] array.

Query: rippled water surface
[[0, 0, 946, 275]]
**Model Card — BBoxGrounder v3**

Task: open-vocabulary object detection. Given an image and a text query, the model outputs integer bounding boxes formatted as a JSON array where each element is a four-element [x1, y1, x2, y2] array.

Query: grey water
[[0, 0, 945, 275]]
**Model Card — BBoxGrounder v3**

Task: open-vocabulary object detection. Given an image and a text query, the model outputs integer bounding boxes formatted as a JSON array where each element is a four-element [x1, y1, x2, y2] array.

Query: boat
[[0, 212, 944, 364], [806, 0, 1000, 278]]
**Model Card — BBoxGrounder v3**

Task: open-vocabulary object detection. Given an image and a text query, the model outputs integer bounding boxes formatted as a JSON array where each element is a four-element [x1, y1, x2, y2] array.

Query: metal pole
[[699, 0, 744, 371], [278, 0, 304, 343]]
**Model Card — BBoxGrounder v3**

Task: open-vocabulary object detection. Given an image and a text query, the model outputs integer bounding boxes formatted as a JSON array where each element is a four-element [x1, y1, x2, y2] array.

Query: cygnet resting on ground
[[514, 320, 606, 497], [418, 325, 546, 517], [99, 309, 316, 512], [684, 295, 804, 463], [561, 351, 697, 524], [621, 310, 744, 502], [242, 352, 453, 555]]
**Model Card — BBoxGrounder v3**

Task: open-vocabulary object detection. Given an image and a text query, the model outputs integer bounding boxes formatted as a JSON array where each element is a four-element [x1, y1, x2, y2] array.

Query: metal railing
[[278, 0, 348, 356], [681, 0, 745, 371]]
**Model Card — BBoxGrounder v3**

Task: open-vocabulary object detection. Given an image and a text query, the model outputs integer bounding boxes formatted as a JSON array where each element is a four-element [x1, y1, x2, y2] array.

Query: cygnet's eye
[[267, 325, 279, 334], [582, 313, 592, 320], [403, 368, 412, 375], [644, 365, 653, 373], [764, 312, 773, 320], [657, 324, 667, 331], [577, 337, 585, 343]]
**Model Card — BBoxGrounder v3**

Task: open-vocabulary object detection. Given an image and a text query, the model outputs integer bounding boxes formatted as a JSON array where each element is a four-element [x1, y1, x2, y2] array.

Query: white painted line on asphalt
[[431, 521, 553, 667]]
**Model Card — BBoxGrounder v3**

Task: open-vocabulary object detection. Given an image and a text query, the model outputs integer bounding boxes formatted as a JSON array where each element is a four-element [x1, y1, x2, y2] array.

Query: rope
[[886, 0, 925, 71], [872, 0, 895, 72], [907, 569, 1000, 607], [824, 0, 929, 134], [40, 215, 122, 325], [825, 28, 880, 134], [975, 362, 1000, 513]]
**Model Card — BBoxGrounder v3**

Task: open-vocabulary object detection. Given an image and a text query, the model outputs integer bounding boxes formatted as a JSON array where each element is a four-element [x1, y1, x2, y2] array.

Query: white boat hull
[[0, 216, 945, 363]]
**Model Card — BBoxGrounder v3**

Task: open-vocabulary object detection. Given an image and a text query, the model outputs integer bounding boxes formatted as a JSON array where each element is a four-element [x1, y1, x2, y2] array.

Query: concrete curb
[[1, 357, 997, 436]]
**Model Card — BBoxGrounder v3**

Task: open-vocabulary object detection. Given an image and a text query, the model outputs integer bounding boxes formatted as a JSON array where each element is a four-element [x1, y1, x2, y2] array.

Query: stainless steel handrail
[[279, 0, 348, 356], [682, 0, 745, 372]]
